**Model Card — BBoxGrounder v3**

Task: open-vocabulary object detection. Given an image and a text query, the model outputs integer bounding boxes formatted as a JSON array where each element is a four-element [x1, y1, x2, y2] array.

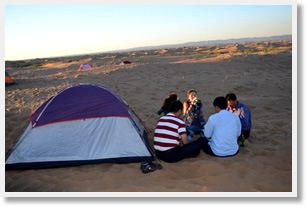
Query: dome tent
[[5, 72, 16, 87], [78, 63, 92, 71], [6, 84, 154, 170]]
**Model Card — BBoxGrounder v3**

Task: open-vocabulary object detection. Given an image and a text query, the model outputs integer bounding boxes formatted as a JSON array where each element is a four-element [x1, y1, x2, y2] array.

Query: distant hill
[[6, 34, 292, 62], [110, 34, 292, 53]]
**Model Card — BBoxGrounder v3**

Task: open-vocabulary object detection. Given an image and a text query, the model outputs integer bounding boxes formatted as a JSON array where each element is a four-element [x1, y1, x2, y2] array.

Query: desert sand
[[5, 40, 293, 193]]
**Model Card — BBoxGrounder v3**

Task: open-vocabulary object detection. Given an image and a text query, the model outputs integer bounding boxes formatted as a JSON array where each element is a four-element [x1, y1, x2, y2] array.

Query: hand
[[191, 97, 197, 104]]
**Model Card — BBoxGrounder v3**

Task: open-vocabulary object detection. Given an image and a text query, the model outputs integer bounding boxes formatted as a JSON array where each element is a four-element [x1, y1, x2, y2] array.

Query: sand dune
[[5, 40, 293, 193]]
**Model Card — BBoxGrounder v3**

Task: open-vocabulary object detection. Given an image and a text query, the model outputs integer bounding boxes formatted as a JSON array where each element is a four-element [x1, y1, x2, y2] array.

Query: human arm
[[203, 117, 213, 138], [236, 115, 242, 137], [183, 102, 189, 116], [240, 105, 251, 130], [178, 120, 190, 144], [180, 133, 190, 145]]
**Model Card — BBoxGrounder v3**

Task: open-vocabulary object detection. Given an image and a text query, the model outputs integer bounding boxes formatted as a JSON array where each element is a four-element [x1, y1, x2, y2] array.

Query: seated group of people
[[154, 89, 252, 163]]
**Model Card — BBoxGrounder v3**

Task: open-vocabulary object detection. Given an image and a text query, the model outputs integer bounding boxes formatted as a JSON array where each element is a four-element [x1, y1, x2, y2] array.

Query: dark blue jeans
[[241, 130, 251, 139], [186, 124, 203, 141], [201, 138, 239, 157], [155, 138, 205, 163]]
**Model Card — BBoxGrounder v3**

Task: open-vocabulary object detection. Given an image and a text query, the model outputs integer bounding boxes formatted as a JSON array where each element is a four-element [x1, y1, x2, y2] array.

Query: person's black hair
[[213, 96, 228, 109], [225, 93, 237, 101], [161, 93, 178, 110], [161, 98, 172, 110], [167, 93, 178, 101], [169, 100, 183, 112]]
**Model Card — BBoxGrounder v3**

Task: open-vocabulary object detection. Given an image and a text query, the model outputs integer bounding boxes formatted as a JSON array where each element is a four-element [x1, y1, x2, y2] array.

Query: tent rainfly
[[6, 84, 154, 170]]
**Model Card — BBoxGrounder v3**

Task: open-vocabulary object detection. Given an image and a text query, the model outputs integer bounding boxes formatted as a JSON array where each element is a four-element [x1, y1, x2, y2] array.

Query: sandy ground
[[5, 41, 293, 193]]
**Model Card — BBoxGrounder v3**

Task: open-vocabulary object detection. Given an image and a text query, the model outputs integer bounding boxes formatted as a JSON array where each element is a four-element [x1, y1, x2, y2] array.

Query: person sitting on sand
[[153, 100, 206, 163], [226, 93, 252, 146], [202, 96, 241, 157], [183, 89, 206, 141], [157, 92, 179, 118]]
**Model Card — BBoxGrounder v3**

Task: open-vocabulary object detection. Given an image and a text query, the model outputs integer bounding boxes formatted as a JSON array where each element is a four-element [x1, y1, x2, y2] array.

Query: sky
[[5, 4, 292, 61]]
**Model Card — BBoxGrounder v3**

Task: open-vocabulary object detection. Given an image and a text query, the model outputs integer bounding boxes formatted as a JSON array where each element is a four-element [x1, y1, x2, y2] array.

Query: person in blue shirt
[[202, 96, 241, 157], [226, 93, 252, 141]]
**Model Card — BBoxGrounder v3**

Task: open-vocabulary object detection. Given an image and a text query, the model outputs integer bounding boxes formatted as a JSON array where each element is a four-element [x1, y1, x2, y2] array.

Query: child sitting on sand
[[183, 89, 206, 142], [157, 92, 179, 118]]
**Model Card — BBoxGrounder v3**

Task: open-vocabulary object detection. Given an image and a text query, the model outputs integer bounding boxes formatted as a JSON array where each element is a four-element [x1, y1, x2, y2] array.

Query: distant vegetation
[[63, 59, 78, 63], [192, 45, 291, 56], [24, 62, 52, 68], [24, 59, 78, 68], [235, 46, 292, 54], [262, 46, 292, 53], [193, 51, 229, 56]]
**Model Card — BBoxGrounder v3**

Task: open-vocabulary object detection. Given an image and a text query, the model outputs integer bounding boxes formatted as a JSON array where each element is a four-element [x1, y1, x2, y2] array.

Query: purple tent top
[[79, 63, 92, 70], [30, 84, 131, 128]]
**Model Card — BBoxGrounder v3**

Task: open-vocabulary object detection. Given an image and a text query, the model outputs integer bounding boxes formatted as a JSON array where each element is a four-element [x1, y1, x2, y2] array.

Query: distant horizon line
[[6, 34, 292, 62]]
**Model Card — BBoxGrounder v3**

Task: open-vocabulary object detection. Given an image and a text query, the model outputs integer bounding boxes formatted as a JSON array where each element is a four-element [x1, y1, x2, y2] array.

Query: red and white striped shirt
[[153, 113, 187, 151]]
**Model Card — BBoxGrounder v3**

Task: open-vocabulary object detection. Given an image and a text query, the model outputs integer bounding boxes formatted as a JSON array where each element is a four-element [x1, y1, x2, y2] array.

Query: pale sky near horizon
[[5, 5, 292, 61]]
